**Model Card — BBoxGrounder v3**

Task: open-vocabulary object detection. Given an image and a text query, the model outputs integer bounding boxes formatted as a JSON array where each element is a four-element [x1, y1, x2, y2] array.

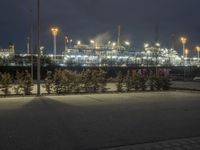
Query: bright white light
[[125, 41, 130, 46], [40, 46, 44, 50], [112, 42, 116, 46], [90, 40, 95, 44], [144, 43, 149, 48], [77, 41, 81, 45], [155, 42, 161, 47]]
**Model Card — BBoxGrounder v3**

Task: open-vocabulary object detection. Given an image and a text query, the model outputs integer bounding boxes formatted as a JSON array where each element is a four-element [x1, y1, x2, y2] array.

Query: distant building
[[0, 43, 15, 58]]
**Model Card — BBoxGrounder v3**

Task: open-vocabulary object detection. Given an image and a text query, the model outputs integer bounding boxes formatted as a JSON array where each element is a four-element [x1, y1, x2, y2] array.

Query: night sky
[[0, 0, 200, 55]]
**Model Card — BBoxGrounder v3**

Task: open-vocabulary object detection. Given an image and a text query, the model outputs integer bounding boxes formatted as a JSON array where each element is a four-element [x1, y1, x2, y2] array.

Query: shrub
[[139, 76, 147, 91], [43, 71, 54, 94], [71, 71, 82, 93], [162, 76, 172, 90], [15, 70, 33, 95], [154, 76, 163, 91], [0, 72, 12, 96], [148, 76, 156, 91], [98, 69, 107, 92], [82, 69, 93, 93], [53, 69, 66, 94], [116, 71, 124, 92], [125, 70, 133, 92], [133, 74, 140, 91]]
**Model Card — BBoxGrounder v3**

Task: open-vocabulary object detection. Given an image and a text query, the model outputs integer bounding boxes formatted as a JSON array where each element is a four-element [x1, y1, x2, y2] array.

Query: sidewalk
[[172, 81, 200, 91], [101, 136, 200, 150]]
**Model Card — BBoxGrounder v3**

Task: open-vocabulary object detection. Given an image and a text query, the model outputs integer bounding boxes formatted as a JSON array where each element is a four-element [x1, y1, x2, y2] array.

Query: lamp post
[[69, 39, 73, 48], [125, 41, 130, 50], [185, 48, 189, 59], [196, 46, 200, 62], [184, 48, 189, 81], [36, 0, 41, 96], [180, 37, 187, 58], [90, 40, 95, 48], [64, 36, 68, 51], [51, 27, 59, 59]]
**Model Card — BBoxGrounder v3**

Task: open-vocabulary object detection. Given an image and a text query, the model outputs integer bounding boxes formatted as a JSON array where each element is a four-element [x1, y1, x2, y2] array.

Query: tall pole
[[180, 37, 187, 58], [54, 35, 56, 56], [30, 9, 34, 80], [36, 0, 41, 96], [117, 25, 121, 50], [183, 43, 185, 58], [65, 36, 68, 51], [27, 37, 30, 55], [196, 46, 200, 63], [51, 27, 58, 60]]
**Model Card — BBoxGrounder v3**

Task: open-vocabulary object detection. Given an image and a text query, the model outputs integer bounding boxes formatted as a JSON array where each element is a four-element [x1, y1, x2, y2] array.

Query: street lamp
[[183, 48, 189, 81], [180, 37, 187, 58], [51, 27, 59, 57], [185, 48, 189, 59], [64, 36, 68, 51], [196, 46, 200, 61], [69, 39, 73, 48]]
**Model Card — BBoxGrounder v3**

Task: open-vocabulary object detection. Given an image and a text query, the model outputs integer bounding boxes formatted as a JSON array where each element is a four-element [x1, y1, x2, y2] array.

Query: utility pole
[[36, 0, 41, 96], [30, 8, 34, 80], [171, 34, 176, 50], [65, 36, 68, 51], [27, 37, 30, 55], [117, 25, 121, 50]]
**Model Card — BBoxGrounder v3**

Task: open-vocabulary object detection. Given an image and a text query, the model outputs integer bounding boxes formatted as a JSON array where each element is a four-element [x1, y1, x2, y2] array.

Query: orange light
[[51, 27, 59, 36], [196, 46, 200, 52], [180, 37, 187, 44]]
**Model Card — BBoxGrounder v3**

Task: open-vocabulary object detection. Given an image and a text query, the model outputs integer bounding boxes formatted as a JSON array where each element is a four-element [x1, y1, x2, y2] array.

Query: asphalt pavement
[[0, 92, 200, 150]]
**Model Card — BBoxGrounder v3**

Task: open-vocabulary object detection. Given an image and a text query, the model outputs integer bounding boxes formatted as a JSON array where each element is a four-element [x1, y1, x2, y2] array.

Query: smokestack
[[27, 37, 30, 54], [155, 24, 159, 43], [171, 34, 176, 50], [117, 25, 121, 49]]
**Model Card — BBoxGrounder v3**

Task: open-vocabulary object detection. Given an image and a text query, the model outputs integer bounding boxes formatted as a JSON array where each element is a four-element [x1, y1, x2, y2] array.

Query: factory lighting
[[125, 41, 130, 46], [77, 41, 81, 45], [155, 42, 160, 47], [144, 43, 149, 48], [180, 36, 187, 58], [90, 40, 95, 44]]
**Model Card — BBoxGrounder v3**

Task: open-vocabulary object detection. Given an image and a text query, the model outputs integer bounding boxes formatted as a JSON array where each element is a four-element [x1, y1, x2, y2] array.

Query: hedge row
[[0, 69, 171, 96]]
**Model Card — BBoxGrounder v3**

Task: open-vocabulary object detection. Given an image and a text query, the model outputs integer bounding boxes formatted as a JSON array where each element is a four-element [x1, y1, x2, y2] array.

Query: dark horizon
[[1, 0, 200, 55]]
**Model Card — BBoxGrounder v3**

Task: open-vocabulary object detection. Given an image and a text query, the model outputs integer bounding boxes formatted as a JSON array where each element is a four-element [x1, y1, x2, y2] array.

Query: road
[[0, 92, 200, 150]]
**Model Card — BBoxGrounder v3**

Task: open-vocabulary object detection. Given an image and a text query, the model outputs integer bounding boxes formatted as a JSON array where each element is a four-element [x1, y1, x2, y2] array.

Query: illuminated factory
[[0, 26, 200, 67]]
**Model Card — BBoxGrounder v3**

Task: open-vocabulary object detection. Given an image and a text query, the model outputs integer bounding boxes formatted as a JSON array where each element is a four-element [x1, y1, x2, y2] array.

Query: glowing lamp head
[[180, 37, 187, 44], [196, 46, 200, 52], [51, 27, 59, 36]]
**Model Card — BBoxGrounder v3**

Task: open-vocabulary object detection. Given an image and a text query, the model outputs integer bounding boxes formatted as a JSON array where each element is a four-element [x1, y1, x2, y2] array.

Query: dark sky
[[0, 0, 200, 55]]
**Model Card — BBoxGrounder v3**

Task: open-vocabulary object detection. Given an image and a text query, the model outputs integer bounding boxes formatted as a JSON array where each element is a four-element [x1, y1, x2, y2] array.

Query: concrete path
[[102, 136, 200, 150], [172, 81, 200, 91], [0, 92, 200, 150]]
